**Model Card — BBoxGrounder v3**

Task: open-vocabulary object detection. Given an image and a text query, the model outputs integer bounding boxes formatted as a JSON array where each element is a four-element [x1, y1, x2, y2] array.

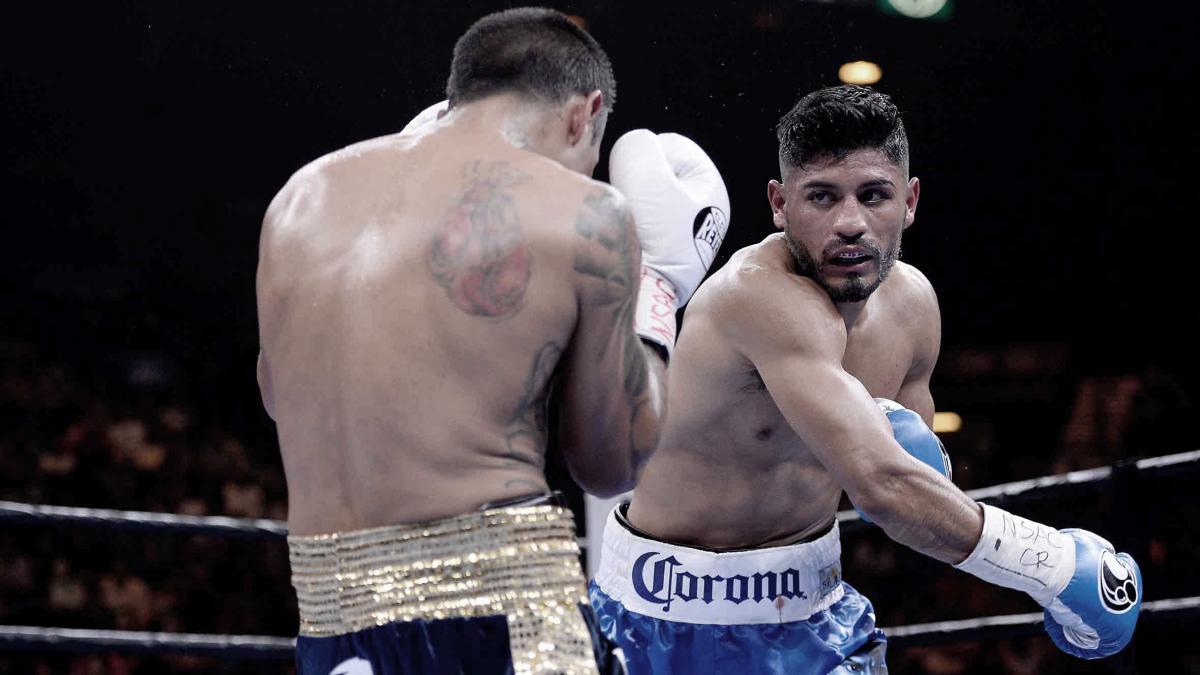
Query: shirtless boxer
[[255, 8, 729, 675], [590, 85, 1141, 673]]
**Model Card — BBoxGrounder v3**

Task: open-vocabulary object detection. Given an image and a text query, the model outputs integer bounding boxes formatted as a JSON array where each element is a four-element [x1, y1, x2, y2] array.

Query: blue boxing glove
[[855, 398, 952, 523], [1042, 529, 1142, 658], [955, 504, 1142, 659]]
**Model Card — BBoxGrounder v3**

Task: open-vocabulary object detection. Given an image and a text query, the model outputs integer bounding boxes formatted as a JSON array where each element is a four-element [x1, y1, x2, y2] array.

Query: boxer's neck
[[836, 299, 868, 332], [447, 93, 560, 158]]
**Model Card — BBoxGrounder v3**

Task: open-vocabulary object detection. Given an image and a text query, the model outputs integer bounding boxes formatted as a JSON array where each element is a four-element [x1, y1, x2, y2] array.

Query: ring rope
[[2, 597, 1195, 658], [882, 595, 1200, 649], [837, 448, 1199, 531], [2, 449, 1196, 542], [0, 500, 288, 539], [0, 500, 588, 548], [1, 451, 1196, 659], [0, 625, 295, 659]]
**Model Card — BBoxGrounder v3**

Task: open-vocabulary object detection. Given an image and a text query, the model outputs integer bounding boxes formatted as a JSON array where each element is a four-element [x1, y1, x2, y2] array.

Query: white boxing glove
[[400, 100, 449, 137], [609, 130, 730, 357]]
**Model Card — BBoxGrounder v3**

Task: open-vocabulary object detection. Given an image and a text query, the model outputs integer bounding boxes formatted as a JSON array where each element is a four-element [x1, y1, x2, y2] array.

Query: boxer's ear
[[566, 90, 604, 148], [904, 177, 920, 230], [767, 180, 787, 230]]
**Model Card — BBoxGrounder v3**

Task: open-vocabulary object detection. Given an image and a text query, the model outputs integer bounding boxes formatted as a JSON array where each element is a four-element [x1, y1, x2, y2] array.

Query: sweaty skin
[[258, 100, 662, 536], [629, 150, 981, 562]]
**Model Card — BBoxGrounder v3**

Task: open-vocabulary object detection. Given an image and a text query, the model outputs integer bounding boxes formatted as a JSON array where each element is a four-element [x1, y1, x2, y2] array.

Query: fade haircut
[[447, 7, 616, 137], [776, 85, 909, 177]]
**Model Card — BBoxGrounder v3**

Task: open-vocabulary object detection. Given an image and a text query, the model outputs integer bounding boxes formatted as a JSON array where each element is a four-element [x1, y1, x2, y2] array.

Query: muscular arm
[[556, 186, 667, 497], [894, 267, 941, 426], [721, 270, 978, 563], [257, 350, 276, 420]]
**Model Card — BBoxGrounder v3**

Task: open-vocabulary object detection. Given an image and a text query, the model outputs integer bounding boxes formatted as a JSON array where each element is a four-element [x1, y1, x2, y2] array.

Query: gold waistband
[[288, 504, 588, 638]]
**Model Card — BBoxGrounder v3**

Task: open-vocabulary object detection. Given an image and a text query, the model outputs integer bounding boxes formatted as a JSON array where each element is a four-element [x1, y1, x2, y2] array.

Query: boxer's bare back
[[629, 234, 940, 549], [258, 109, 652, 535]]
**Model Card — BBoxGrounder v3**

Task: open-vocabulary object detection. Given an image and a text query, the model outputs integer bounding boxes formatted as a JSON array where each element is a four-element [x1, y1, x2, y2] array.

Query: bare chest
[[841, 326, 915, 399], [738, 321, 917, 449]]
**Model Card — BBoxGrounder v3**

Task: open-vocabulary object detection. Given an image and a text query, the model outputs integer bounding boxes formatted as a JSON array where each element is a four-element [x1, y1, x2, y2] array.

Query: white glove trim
[[954, 503, 1075, 607], [1044, 597, 1101, 649], [634, 267, 678, 357]]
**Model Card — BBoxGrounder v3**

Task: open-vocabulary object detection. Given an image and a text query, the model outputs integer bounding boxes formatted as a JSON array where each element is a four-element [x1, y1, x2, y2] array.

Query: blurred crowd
[[0, 337, 293, 674], [1, 333, 1196, 674]]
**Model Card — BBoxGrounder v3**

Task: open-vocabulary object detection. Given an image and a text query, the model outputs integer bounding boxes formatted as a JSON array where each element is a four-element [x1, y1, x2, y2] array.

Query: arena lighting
[[838, 60, 882, 85], [883, 0, 949, 19], [933, 411, 962, 433]]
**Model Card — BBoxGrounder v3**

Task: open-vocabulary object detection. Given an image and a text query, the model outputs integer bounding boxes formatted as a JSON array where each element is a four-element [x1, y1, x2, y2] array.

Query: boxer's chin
[[822, 274, 880, 303], [816, 245, 899, 303]]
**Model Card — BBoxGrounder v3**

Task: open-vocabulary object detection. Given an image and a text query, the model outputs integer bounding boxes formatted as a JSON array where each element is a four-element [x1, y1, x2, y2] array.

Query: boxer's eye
[[807, 191, 835, 205], [860, 188, 891, 204]]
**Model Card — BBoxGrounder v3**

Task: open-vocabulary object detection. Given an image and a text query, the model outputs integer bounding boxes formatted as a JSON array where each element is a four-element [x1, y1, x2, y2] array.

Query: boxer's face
[[768, 148, 919, 303]]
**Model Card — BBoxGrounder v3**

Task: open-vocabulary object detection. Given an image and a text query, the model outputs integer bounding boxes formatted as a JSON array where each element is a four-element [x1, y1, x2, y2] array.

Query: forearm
[[859, 465, 982, 564], [560, 337, 664, 497], [629, 340, 667, 466]]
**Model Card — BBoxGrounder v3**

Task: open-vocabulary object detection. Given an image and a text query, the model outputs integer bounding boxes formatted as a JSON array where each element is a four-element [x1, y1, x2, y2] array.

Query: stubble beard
[[784, 232, 901, 303]]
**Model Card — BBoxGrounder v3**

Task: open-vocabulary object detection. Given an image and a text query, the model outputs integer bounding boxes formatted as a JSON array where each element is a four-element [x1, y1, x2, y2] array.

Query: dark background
[[5, 1, 1199, 440], [2, 1, 1198, 673]]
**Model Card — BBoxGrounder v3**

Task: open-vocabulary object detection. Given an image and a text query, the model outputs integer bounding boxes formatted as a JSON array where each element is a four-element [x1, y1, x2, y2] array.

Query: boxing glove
[[855, 399, 952, 524], [956, 504, 1142, 659], [1042, 529, 1142, 658], [608, 130, 730, 356]]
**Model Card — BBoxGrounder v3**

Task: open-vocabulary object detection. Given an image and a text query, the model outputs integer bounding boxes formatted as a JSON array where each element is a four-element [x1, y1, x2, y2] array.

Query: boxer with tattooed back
[[255, 7, 729, 674]]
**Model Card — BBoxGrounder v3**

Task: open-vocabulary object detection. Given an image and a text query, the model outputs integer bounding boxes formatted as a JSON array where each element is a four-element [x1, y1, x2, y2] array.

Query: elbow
[[565, 437, 649, 499], [581, 475, 636, 499], [562, 389, 664, 499], [847, 486, 891, 523], [571, 462, 637, 498], [846, 461, 921, 524]]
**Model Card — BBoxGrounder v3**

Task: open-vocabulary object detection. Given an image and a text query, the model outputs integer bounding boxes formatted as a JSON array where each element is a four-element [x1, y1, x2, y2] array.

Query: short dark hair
[[776, 85, 909, 175], [447, 8, 616, 117]]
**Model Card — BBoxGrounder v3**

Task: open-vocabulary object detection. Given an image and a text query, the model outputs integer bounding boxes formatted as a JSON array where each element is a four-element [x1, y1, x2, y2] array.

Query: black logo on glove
[[1099, 551, 1138, 614], [692, 206, 728, 268]]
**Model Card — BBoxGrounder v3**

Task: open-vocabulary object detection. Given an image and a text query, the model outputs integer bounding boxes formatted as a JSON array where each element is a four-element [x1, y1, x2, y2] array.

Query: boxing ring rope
[[2, 448, 1197, 661], [6, 450, 1194, 540], [0, 500, 288, 540], [0, 625, 295, 659], [0, 499, 589, 548], [884, 596, 1200, 649], [836, 447, 1200, 534], [2, 596, 1195, 658], [3, 597, 1196, 658]]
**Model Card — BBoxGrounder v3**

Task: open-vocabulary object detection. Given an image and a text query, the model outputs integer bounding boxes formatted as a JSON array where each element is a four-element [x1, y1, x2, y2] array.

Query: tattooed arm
[[556, 186, 667, 497]]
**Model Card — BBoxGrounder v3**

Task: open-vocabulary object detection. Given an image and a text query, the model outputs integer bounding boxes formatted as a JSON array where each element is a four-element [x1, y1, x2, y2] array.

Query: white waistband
[[593, 506, 844, 625]]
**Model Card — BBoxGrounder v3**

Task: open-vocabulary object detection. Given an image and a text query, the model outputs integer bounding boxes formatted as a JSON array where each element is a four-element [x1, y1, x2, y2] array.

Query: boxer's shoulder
[[568, 174, 631, 216], [877, 261, 940, 343], [885, 262, 937, 306], [511, 156, 627, 232], [565, 180, 637, 305], [697, 245, 846, 357], [263, 137, 397, 231]]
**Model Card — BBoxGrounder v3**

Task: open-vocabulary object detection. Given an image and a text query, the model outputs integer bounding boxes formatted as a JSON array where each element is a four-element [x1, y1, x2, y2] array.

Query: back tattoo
[[427, 161, 533, 319]]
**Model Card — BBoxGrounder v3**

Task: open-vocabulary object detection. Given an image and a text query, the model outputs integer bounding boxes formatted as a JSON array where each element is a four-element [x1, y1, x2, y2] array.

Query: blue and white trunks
[[589, 504, 887, 674], [289, 498, 613, 675]]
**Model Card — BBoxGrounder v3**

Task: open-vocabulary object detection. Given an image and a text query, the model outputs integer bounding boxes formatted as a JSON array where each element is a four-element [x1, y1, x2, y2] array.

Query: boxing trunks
[[589, 504, 887, 674], [290, 495, 611, 675]]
